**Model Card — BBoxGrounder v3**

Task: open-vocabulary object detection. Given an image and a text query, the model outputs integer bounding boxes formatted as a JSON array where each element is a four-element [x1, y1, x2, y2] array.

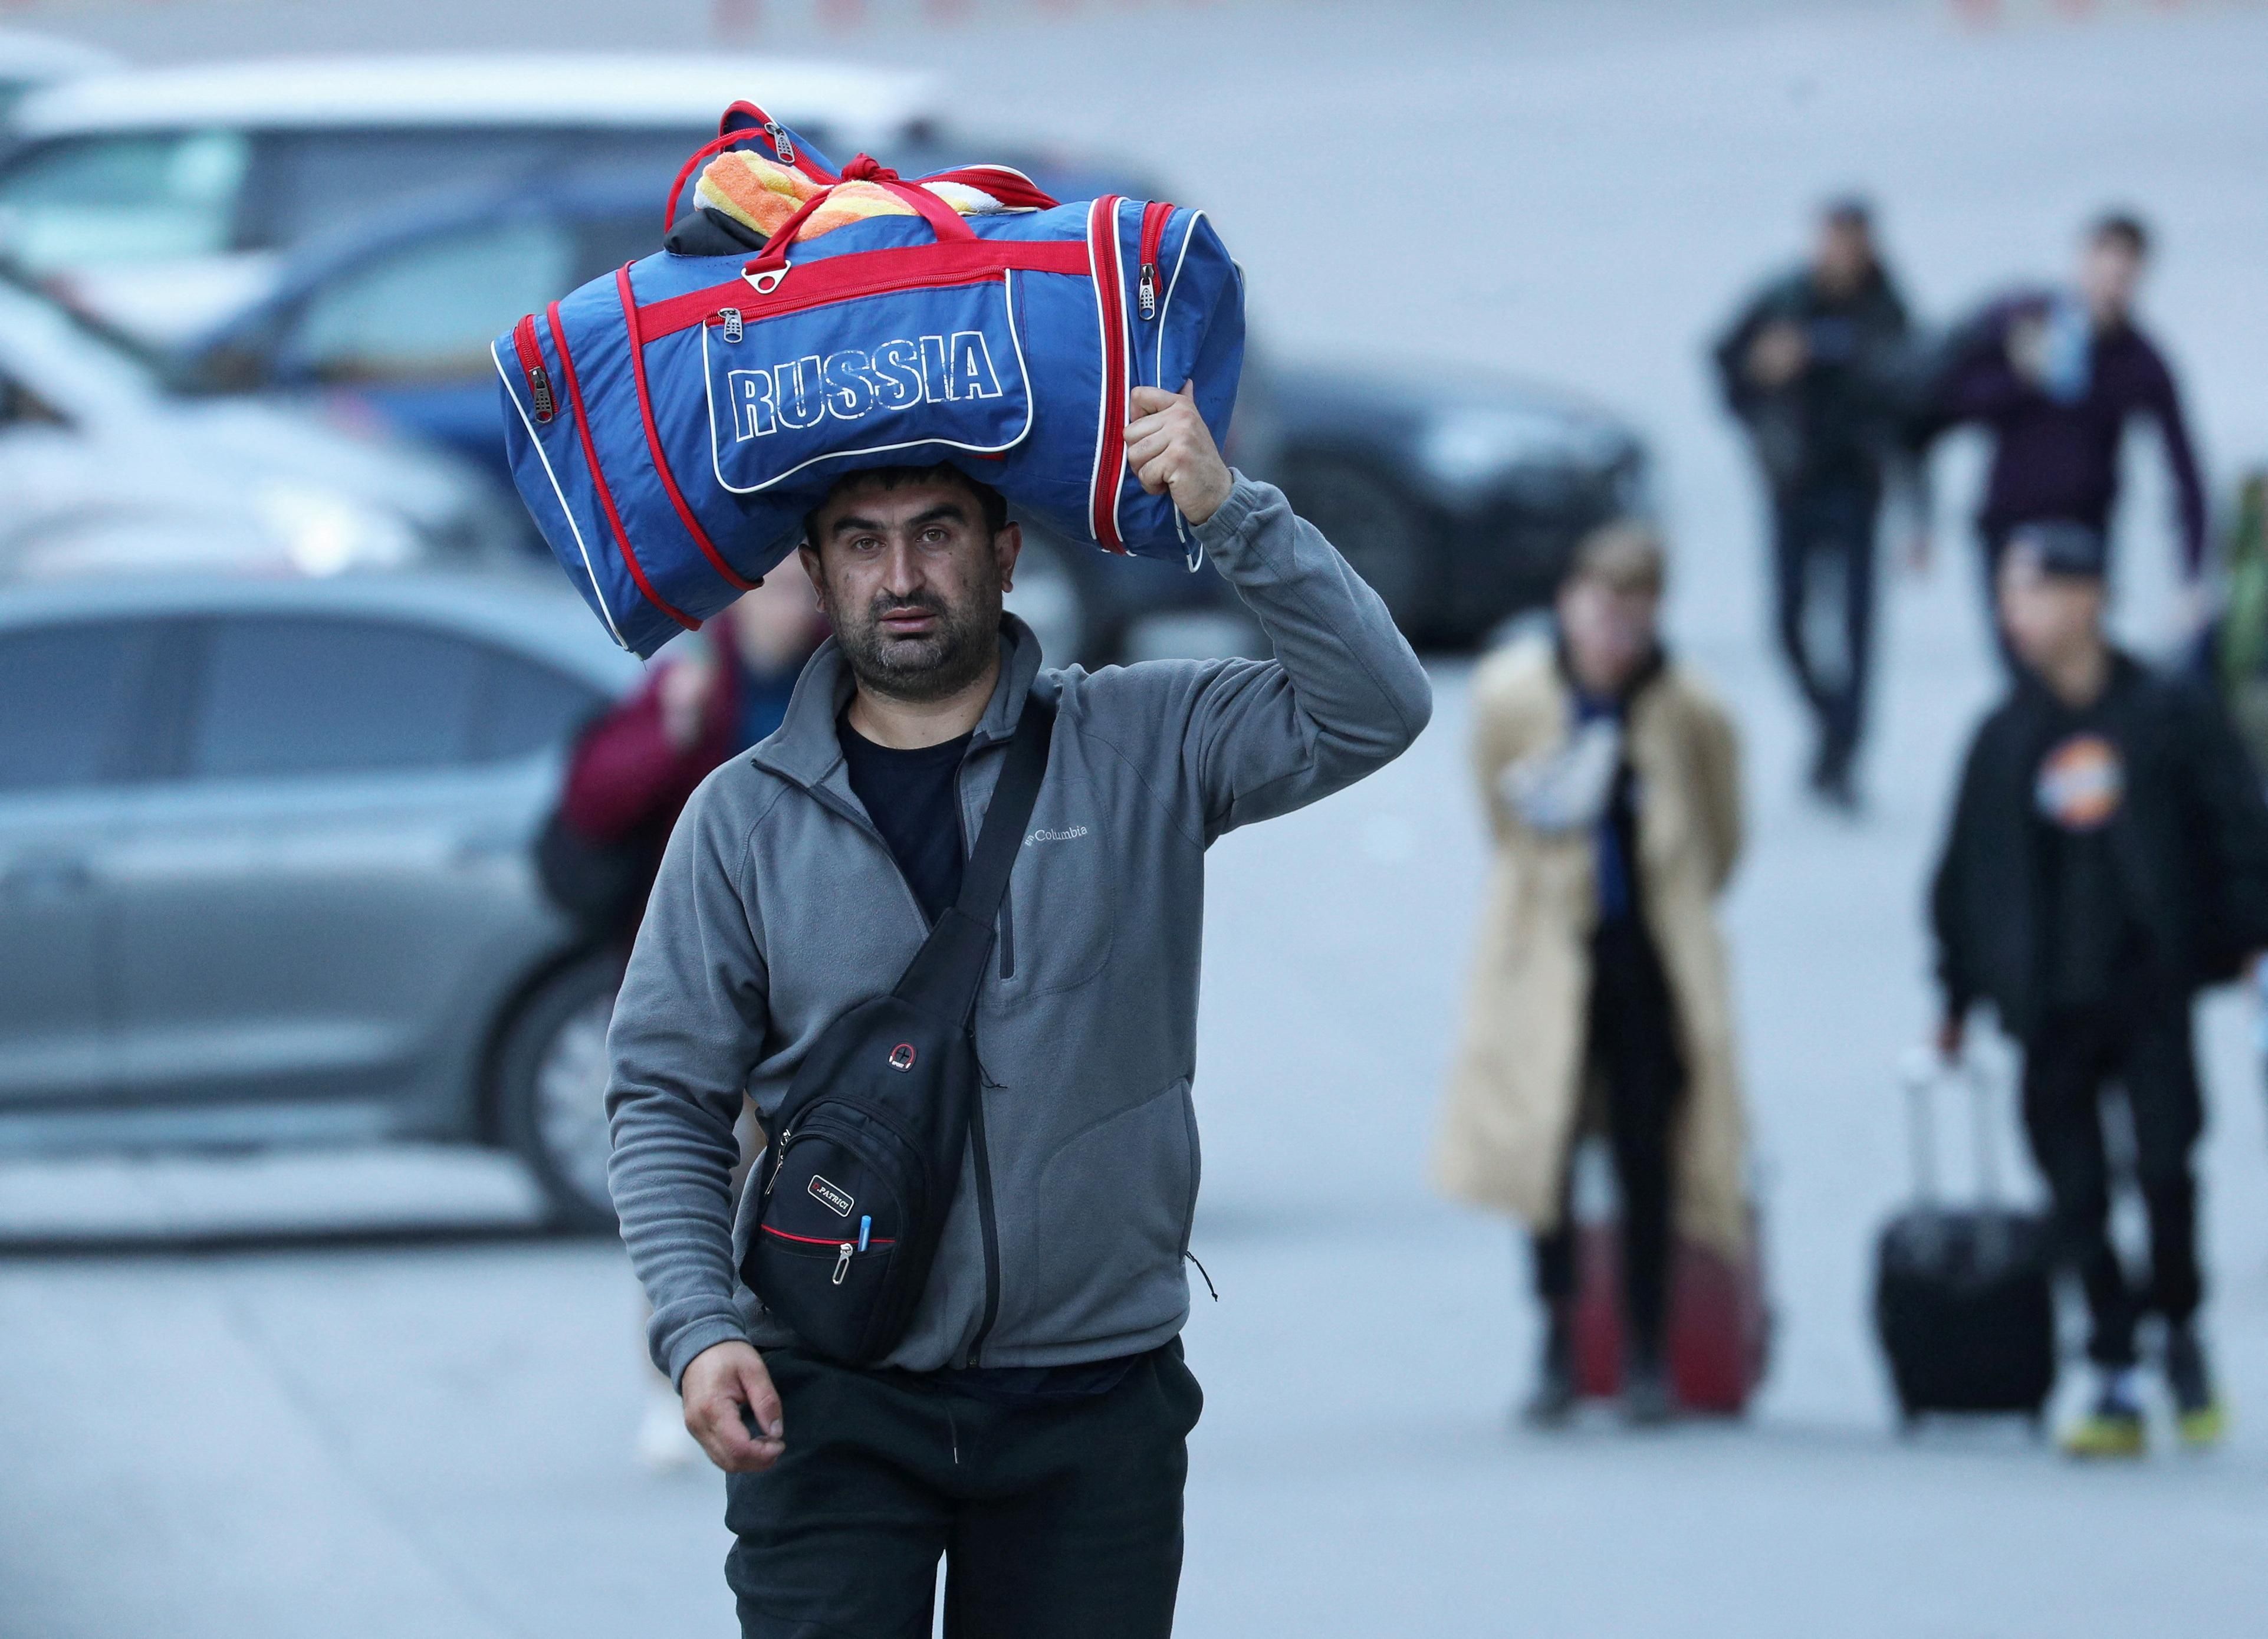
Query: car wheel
[[1276, 458, 1437, 635], [1003, 524, 1096, 666], [495, 953, 622, 1232]]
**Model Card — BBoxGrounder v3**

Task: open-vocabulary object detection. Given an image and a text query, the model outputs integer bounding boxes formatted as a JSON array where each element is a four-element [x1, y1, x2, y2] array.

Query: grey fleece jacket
[[606, 475, 1432, 1385]]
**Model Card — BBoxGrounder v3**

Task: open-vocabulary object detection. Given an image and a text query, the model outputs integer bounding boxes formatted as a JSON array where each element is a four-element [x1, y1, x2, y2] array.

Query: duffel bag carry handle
[[663, 99, 839, 232], [739, 155, 981, 295]]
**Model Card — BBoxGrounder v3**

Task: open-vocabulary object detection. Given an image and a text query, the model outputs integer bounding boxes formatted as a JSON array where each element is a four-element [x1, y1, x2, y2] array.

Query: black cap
[[2008, 520, 2108, 580]]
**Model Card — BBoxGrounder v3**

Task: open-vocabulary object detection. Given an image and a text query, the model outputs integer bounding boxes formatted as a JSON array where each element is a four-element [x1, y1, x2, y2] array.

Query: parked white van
[[0, 54, 935, 343]]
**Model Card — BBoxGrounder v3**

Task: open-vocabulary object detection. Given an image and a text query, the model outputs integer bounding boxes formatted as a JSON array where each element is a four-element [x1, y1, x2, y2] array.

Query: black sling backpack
[[741, 691, 1056, 1365]]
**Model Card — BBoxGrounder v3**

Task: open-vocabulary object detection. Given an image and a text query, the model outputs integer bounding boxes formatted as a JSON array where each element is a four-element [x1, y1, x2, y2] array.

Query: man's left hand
[[1126, 382, 1232, 525]]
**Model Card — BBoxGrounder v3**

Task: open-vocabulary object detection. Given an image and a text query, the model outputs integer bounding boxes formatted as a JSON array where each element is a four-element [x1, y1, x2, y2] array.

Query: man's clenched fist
[[681, 1340, 785, 1473], [1125, 382, 1233, 525]]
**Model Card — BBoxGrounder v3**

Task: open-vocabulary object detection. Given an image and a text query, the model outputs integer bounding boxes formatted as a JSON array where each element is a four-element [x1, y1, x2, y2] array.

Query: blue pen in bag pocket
[[858, 1216, 871, 1253]]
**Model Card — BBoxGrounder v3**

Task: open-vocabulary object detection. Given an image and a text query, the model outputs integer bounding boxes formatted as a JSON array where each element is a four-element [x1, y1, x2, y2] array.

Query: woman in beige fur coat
[[1436, 523, 1747, 1423]]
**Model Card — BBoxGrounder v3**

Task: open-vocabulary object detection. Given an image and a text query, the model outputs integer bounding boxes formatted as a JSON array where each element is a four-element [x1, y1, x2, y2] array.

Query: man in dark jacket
[[1714, 198, 1919, 807], [1927, 213, 2209, 664], [1930, 521, 2268, 1458]]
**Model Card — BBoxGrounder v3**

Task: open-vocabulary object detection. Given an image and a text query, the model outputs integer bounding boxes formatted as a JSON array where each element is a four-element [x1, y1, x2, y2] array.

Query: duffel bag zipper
[[1136, 201, 1172, 326], [511, 314, 556, 422]]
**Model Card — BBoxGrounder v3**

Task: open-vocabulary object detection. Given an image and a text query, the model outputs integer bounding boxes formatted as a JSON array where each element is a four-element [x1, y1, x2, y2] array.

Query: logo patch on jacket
[[807, 1174, 856, 1218], [2036, 733, 2124, 831]]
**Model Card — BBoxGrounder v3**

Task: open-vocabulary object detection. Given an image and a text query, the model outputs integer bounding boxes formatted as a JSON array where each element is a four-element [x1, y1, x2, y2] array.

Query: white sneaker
[[637, 1387, 702, 1472]]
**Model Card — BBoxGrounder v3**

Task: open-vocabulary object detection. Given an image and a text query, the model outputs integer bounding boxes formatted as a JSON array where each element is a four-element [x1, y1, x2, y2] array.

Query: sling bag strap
[[890, 688, 1057, 1024]]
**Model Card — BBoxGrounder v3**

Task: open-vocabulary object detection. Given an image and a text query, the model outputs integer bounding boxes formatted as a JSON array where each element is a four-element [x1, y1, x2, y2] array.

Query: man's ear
[[993, 520, 1023, 594], [797, 543, 826, 611]]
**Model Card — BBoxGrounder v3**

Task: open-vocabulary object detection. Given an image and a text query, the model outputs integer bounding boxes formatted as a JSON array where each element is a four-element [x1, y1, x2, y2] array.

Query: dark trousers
[[1771, 477, 1880, 771], [2021, 998, 2205, 1368], [1533, 917, 1687, 1361], [724, 1343, 1202, 1639]]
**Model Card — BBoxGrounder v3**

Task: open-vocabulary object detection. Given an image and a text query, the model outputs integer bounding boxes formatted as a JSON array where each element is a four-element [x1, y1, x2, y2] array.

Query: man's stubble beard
[[833, 576, 1002, 705]]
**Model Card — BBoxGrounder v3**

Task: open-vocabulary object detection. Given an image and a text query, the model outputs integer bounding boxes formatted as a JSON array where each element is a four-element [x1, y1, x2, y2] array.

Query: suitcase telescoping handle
[[1896, 1045, 2006, 1207]]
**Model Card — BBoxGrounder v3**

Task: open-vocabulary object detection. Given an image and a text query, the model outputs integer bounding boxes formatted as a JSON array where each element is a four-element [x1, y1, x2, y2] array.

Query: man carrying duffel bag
[[1930, 520, 2268, 1457], [604, 387, 1429, 1635]]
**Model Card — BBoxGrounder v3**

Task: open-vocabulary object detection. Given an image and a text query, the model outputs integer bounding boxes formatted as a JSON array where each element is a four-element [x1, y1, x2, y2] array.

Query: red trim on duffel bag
[[662, 100, 842, 231], [510, 313, 556, 422], [920, 165, 1060, 212], [544, 301, 699, 635], [1086, 196, 1130, 554], [614, 266, 757, 594], [636, 239, 1091, 340]]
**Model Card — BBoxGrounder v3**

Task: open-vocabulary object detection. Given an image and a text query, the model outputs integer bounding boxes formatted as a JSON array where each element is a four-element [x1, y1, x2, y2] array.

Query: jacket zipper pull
[[762, 1126, 791, 1195], [1138, 262, 1158, 321], [833, 1243, 854, 1286], [719, 306, 744, 344]]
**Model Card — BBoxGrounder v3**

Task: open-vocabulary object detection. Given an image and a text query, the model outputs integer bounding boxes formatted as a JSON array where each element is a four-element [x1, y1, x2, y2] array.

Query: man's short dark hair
[[2090, 212, 2150, 258], [1822, 194, 1873, 231], [802, 464, 1010, 548]]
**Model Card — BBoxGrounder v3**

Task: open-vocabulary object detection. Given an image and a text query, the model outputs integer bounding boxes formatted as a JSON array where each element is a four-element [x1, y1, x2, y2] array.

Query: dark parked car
[[0, 571, 643, 1227], [179, 173, 1649, 661]]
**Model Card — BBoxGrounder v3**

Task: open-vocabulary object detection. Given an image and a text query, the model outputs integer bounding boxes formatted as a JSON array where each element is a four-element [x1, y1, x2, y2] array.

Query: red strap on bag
[[615, 266, 757, 594], [662, 99, 841, 232], [544, 301, 698, 633], [1085, 195, 1130, 554]]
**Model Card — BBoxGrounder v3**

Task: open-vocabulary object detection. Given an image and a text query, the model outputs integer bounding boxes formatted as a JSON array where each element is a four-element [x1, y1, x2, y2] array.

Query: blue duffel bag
[[493, 101, 1244, 656]]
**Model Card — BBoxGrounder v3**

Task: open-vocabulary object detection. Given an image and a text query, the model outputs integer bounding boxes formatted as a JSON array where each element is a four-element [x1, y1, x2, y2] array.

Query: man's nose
[[880, 539, 925, 596]]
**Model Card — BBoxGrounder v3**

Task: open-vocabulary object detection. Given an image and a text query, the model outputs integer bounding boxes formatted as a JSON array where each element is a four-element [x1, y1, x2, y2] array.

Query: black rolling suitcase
[[1872, 1052, 2056, 1429]]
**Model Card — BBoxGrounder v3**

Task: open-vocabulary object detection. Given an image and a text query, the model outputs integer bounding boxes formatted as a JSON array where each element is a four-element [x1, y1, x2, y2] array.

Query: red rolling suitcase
[[1571, 1203, 1771, 1415]]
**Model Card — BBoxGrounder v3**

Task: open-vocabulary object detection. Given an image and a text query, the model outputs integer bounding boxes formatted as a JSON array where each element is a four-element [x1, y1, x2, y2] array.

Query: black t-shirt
[[834, 708, 1139, 1402], [2029, 700, 2138, 1009], [836, 714, 972, 924]]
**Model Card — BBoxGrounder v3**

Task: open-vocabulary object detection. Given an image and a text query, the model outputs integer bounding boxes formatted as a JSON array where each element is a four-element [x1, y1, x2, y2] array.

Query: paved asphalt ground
[[7, 1, 2268, 1634]]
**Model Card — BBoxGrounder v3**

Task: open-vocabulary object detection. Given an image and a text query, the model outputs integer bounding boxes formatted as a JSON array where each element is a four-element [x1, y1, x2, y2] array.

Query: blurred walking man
[[1714, 198, 1919, 807], [1438, 523, 1748, 1426], [1927, 214, 2210, 662], [605, 387, 1429, 1635], [1931, 523, 2268, 1457]]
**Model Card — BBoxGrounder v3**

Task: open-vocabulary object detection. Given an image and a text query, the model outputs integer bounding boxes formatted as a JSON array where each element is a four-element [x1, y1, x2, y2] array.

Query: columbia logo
[[1024, 825, 1089, 846]]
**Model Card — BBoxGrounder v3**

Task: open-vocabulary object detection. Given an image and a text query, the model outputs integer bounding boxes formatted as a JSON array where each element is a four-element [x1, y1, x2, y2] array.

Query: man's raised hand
[[680, 1340, 785, 1473], [1125, 382, 1232, 526]]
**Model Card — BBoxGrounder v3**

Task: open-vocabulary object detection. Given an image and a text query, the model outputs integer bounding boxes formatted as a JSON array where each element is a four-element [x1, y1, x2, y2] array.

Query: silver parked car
[[0, 571, 645, 1226], [0, 260, 527, 580]]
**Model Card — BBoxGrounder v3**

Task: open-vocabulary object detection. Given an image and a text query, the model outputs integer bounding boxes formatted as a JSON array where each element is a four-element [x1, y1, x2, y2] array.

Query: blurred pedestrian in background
[[1714, 197, 1922, 809], [551, 557, 827, 953], [542, 563, 825, 1469], [1438, 523, 1747, 1426], [1930, 521, 2268, 1458], [1922, 213, 2208, 665]]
